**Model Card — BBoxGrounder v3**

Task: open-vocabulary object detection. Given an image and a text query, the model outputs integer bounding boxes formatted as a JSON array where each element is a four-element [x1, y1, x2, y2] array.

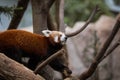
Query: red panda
[[0, 29, 71, 77]]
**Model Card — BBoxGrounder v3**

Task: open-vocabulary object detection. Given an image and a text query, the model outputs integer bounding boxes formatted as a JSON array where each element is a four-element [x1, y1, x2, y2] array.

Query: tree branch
[[47, 12, 57, 30], [8, 0, 29, 30], [0, 53, 44, 80], [79, 15, 120, 80], [95, 17, 120, 62], [65, 5, 99, 37], [100, 37, 120, 62], [34, 49, 64, 74]]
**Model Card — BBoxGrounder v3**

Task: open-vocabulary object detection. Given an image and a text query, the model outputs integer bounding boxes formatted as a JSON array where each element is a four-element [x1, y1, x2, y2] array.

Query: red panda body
[[0, 29, 72, 77], [0, 30, 48, 56]]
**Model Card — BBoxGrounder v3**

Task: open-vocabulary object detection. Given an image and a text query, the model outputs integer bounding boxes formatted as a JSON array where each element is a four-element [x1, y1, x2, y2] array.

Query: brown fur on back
[[0, 30, 48, 56]]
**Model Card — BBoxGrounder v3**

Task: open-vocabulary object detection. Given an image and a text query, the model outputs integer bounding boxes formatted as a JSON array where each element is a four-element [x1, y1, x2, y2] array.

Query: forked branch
[[100, 37, 120, 62], [95, 16, 120, 62], [65, 5, 100, 37], [79, 15, 120, 80]]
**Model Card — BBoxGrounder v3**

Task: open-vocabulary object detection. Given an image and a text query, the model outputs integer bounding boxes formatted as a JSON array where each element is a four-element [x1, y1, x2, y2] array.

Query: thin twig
[[34, 49, 64, 74], [65, 5, 100, 37]]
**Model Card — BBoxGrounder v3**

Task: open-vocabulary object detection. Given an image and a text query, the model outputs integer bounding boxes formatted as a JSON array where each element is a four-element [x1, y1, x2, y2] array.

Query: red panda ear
[[42, 30, 52, 37]]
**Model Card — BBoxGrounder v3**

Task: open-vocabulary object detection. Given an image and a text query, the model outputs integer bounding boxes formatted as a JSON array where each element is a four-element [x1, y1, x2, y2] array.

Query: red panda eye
[[46, 32, 50, 34], [60, 34, 62, 37]]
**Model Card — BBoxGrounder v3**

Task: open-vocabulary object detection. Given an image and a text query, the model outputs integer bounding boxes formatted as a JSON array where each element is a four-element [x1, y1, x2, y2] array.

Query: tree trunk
[[31, 0, 55, 34], [31, 0, 47, 34], [31, 0, 56, 79]]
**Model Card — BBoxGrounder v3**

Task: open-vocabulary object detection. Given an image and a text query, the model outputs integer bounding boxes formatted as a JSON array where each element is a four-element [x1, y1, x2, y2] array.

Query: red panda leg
[[49, 58, 72, 78], [27, 56, 42, 70]]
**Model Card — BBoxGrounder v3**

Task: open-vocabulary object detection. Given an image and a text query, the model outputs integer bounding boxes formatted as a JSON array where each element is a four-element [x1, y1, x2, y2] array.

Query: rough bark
[[0, 53, 45, 80], [31, 0, 55, 34]]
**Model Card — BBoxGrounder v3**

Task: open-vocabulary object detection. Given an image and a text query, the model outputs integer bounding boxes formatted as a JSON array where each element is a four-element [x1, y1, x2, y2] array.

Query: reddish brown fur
[[0, 29, 72, 76], [0, 30, 48, 56]]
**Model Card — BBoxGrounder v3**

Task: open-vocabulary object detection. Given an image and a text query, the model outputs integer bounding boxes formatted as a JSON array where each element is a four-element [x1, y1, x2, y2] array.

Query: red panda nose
[[65, 36, 68, 40]]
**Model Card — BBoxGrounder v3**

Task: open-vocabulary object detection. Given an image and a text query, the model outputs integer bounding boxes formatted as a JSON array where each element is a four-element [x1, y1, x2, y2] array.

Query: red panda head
[[42, 30, 67, 45]]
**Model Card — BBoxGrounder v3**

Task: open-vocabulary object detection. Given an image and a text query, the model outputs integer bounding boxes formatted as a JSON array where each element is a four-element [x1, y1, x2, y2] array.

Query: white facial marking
[[54, 36, 59, 43], [42, 30, 52, 37], [59, 32, 67, 45]]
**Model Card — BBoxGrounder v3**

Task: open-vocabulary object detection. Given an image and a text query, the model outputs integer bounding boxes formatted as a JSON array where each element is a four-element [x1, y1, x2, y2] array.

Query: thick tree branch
[[65, 5, 99, 37], [8, 0, 29, 30], [79, 15, 120, 80], [0, 53, 44, 80]]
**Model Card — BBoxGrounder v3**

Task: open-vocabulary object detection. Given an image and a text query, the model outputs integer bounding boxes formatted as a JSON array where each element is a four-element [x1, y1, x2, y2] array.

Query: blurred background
[[0, 0, 120, 80], [0, 0, 120, 30]]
